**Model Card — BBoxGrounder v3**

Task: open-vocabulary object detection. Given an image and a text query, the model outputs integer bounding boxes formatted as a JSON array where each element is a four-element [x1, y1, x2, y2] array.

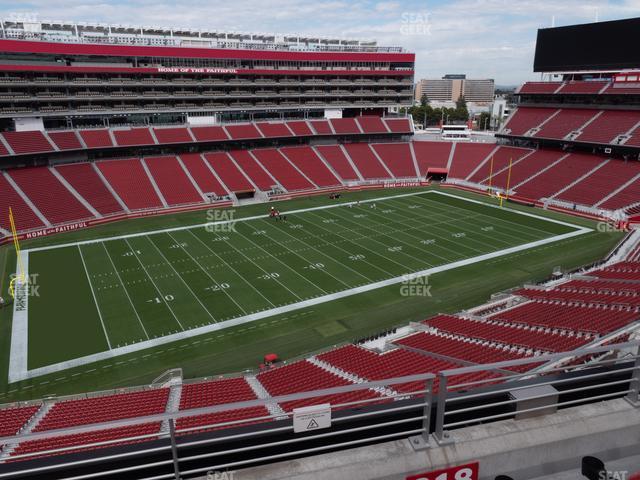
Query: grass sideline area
[[0, 186, 626, 403]]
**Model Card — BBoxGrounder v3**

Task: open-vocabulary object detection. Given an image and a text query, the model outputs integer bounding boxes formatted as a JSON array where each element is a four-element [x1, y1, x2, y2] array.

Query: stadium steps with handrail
[[2, 171, 52, 227], [279, 146, 342, 188], [535, 108, 598, 139], [408, 141, 422, 177], [246, 150, 286, 191], [0, 402, 54, 460], [464, 144, 500, 181], [183, 153, 232, 198], [515, 153, 604, 200], [445, 141, 456, 172], [90, 162, 130, 213], [140, 157, 169, 208], [175, 155, 209, 202], [314, 145, 362, 182], [49, 166, 102, 218], [307, 355, 398, 398], [338, 144, 366, 181], [468, 146, 533, 185], [342, 143, 391, 180], [523, 108, 562, 137], [371, 143, 417, 178], [565, 112, 604, 141], [160, 383, 183, 434], [510, 152, 570, 190], [478, 148, 537, 185], [367, 143, 396, 178], [245, 376, 287, 419], [0, 134, 14, 155], [620, 118, 640, 145], [309, 146, 348, 184], [548, 158, 610, 200], [594, 171, 640, 209]]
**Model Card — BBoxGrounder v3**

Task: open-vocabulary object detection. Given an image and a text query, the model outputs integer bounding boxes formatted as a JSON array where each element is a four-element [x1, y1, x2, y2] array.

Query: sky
[[1, 0, 640, 85]]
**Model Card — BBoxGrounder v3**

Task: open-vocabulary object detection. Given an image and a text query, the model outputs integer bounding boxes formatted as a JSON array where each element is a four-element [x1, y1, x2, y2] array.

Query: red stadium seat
[[144, 156, 203, 206], [8, 167, 93, 224], [97, 159, 163, 210], [2, 131, 54, 154], [55, 163, 124, 215]]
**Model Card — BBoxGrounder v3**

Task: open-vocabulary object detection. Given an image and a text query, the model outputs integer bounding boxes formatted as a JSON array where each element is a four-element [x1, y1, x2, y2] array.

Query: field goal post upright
[[486, 154, 495, 195], [8, 207, 26, 299], [499, 158, 513, 208]]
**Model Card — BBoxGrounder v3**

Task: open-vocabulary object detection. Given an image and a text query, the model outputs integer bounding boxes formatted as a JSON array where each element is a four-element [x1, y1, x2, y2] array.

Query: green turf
[[23, 190, 577, 370], [0, 186, 625, 403]]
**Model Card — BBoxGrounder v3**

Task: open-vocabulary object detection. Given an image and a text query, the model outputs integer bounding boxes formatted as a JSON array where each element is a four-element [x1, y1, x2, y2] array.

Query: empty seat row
[[0, 118, 412, 157]]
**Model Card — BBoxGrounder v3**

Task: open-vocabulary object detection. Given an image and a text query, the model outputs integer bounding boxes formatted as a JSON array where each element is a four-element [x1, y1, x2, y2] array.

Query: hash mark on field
[[78, 245, 112, 350], [102, 242, 150, 340], [124, 238, 185, 332]]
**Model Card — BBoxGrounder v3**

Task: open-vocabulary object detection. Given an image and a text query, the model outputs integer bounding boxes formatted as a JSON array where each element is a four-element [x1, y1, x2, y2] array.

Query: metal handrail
[[432, 340, 640, 443], [0, 374, 433, 465]]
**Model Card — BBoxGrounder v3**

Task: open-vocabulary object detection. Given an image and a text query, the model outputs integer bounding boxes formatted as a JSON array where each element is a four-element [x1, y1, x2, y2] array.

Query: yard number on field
[[148, 295, 175, 303]]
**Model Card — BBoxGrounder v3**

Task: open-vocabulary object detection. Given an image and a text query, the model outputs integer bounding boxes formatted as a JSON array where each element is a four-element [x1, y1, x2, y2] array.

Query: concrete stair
[[0, 401, 54, 459]]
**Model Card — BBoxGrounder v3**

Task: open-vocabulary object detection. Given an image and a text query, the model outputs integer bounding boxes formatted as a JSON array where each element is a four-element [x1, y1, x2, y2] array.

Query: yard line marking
[[423, 196, 554, 245], [390, 196, 526, 252], [101, 242, 150, 340], [11, 224, 591, 383], [292, 214, 395, 278], [432, 189, 588, 230], [383, 198, 499, 254], [327, 205, 442, 268], [24, 189, 588, 254], [123, 238, 185, 331], [411, 195, 546, 243], [257, 217, 371, 285], [165, 231, 248, 316], [387, 197, 512, 251], [241, 222, 329, 295], [186, 229, 277, 308], [306, 209, 422, 272], [144, 235, 218, 324], [200, 229, 305, 302], [24, 191, 442, 253], [78, 245, 112, 350], [359, 203, 461, 264], [8, 250, 29, 384]]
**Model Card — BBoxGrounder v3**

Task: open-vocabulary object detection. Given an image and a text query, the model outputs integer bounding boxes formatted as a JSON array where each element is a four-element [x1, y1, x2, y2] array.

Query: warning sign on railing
[[292, 404, 331, 433]]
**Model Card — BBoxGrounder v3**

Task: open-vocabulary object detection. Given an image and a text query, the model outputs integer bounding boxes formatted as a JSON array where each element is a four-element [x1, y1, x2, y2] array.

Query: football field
[[9, 190, 590, 382]]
